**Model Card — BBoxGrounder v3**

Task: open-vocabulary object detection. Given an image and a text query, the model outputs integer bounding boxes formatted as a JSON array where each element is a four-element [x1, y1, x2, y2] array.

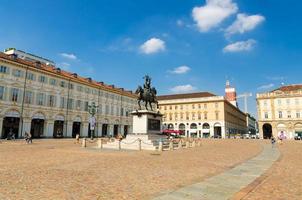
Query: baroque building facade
[[257, 84, 302, 139], [0, 51, 137, 139], [158, 92, 247, 138]]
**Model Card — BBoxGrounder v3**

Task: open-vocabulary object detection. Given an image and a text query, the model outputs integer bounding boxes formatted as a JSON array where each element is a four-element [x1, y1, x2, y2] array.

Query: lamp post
[[88, 102, 98, 140]]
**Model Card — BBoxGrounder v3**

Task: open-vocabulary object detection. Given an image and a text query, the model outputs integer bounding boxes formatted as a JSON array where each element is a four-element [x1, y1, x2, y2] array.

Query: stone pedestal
[[102, 110, 164, 151]]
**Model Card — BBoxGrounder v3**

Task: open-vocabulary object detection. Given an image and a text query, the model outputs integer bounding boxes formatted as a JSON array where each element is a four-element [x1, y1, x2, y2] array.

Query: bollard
[[192, 140, 196, 147], [97, 138, 103, 149], [118, 140, 121, 151], [138, 139, 142, 151], [169, 141, 173, 151], [178, 140, 182, 149], [185, 141, 189, 148], [82, 138, 86, 148], [158, 141, 163, 152]]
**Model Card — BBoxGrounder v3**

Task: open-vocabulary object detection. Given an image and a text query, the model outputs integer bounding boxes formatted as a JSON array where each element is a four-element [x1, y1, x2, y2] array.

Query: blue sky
[[0, 0, 301, 117]]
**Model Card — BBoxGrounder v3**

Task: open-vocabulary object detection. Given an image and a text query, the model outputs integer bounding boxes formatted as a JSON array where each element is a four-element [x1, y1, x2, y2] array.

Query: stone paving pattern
[[153, 143, 279, 200], [242, 141, 302, 200], [0, 139, 261, 200]]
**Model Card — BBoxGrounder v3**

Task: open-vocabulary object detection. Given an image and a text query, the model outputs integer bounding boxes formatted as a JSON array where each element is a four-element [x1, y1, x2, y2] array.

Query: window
[[111, 105, 114, 115], [121, 108, 124, 116], [198, 113, 201, 120], [287, 111, 291, 118], [26, 72, 35, 81], [180, 113, 183, 120], [186, 112, 189, 120], [264, 112, 268, 119], [192, 113, 195, 120], [278, 111, 283, 118], [180, 105, 183, 110], [204, 104, 207, 109], [85, 88, 90, 94], [215, 112, 219, 120], [296, 112, 300, 118], [169, 113, 172, 120], [192, 104, 195, 109], [105, 105, 109, 114], [77, 86, 83, 92], [24, 91, 33, 104], [60, 97, 65, 108], [68, 83, 74, 90], [198, 104, 201, 109], [67, 98, 74, 109], [295, 99, 300, 105], [50, 78, 57, 86], [60, 81, 66, 88], [11, 88, 19, 102], [0, 86, 4, 100], [0, 66, 8, 73], [204, 112, 208, 120], [277, 99, 282, 105], [175, 105, 178, 110], [48, 95, 56, 107], [85, 101, 89, 111], [76, 100, 82, 109], [39, 76, 47, 83], [286, 99, 290, 105], [169, 105, 172, 110], [37, 93, 45, 106], [164, 106, 167, 110], [13, 69, 23, 77], [263, 100, 268, 107]]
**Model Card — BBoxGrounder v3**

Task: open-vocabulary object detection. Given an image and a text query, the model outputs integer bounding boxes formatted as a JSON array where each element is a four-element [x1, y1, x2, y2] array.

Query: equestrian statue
[[135, 75, 159, 111]]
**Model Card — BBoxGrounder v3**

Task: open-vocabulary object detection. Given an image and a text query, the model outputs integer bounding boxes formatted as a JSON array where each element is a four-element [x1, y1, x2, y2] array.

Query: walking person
[[271, 136, 276, 148], [24, 131, 32, 144]]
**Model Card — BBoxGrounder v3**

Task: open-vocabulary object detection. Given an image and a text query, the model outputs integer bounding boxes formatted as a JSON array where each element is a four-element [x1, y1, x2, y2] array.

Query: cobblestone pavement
[[153, 143, 279, 200], [241, 141, 302, 200], [0, 139, 262, 200]]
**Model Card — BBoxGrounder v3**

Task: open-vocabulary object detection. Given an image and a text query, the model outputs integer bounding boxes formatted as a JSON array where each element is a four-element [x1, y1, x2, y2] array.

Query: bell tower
[[225, 80, 238, 107]]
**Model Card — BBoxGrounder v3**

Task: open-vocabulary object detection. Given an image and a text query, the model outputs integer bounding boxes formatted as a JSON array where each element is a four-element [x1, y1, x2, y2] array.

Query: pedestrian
[[75, 133, 80, 144], [24, 131, 32, 144], [271, 136, 276, 148]]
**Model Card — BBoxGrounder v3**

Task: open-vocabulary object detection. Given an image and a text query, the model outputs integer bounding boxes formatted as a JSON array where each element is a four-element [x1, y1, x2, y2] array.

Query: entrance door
[[2, 117, 20, 139], [31, 119, 45, 138], [53, 120, 64, 138], [124, 125, 128, 136], [214, 127, 222, 138], [114, 125, 119, 137], [263, 123, 272, 139], [102, 124, 108, 137], [72, 122, 81, 138]]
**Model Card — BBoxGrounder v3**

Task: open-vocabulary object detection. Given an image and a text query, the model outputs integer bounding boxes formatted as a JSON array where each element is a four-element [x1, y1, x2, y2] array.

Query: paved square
[[0, 139, 262, 200]]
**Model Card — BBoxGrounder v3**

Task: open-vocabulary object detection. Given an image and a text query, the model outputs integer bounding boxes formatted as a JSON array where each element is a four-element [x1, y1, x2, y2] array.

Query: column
[[22, 118, 31, 137], [210, 125, 214, 138], [120, 125, 124, 136], [97, 122, 102, 137], [67, 121, 73, 138], [221, 126, 226, 139], [0, 117, 3, 138], [46, 120, 54, 138], [82, 122, 89, 137], [108, 124, 114, 137]]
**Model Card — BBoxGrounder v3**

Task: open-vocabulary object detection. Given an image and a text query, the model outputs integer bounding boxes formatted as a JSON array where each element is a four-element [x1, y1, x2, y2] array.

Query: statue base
[[102, 110, 165, 151]]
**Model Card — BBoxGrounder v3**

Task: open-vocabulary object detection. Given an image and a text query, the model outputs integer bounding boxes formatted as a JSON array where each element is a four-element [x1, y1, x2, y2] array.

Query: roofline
[[0, 52, 136, 98]]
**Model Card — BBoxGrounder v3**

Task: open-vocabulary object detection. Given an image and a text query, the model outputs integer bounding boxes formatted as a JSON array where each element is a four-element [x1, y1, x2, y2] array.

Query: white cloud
[[257, 83, 274, 90], [170, 65, 191, 74], [177, 19, 184, 27], [170, 84, 197, 93], [223, 39, 256, 53], [192, 0, 238, 32], [140, 38, 166, 54], [60, 53, 77, 60], [226, 13, 265, 35]]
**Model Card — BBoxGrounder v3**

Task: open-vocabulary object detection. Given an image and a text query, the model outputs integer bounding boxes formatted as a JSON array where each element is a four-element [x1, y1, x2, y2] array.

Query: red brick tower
[[225, 80, 238, 107]]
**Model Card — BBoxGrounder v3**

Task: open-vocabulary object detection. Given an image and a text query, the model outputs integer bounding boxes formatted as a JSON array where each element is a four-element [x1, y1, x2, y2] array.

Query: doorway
[[31, 119, 45, 138], [2, 117, 20, 139], [72, 122, 81, 138]]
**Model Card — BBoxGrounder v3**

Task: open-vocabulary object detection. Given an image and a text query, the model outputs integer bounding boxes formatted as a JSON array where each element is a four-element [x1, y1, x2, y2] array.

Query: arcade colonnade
[[165, 121, 225, 138], [0, 109, 132, 139], [259, 121, 302, 139]]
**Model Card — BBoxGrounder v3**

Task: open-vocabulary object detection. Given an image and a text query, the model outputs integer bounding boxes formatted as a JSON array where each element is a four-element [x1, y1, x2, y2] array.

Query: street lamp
[[88, 102, 98, 140]]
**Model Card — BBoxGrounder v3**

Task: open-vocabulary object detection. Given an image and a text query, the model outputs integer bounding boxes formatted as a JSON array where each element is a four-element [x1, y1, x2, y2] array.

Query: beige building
[[257, 84, 302, 139], [0, 50, 137, 139], [158, 92, 247, 138]]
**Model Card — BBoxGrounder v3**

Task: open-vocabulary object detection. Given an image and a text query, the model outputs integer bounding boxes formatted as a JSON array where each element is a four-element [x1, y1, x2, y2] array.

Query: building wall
[[158, 96, 246, 138], [0, 56, 137, 138], [257, 90, 302, 139]]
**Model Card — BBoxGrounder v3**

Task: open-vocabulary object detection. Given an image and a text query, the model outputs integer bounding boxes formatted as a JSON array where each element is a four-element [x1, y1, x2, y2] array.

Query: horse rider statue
[[135, 75, 159, 111]]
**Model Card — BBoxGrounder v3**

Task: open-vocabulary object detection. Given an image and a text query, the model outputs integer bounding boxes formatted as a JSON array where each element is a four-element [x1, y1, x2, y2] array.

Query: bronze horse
[[135, 86, 159, 110]]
